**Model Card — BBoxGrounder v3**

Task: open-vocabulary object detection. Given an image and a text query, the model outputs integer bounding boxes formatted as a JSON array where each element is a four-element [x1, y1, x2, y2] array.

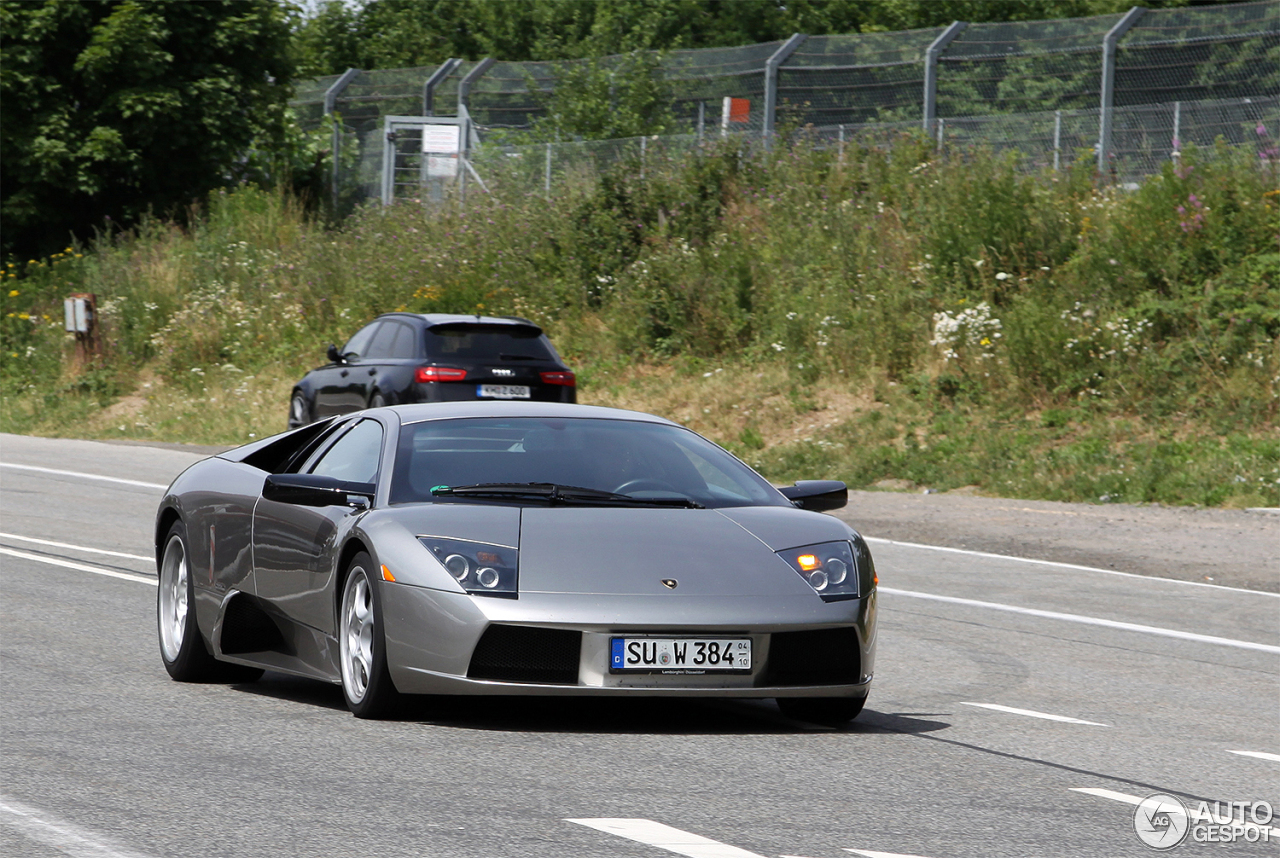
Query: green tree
[[1, 0, 294, 259]]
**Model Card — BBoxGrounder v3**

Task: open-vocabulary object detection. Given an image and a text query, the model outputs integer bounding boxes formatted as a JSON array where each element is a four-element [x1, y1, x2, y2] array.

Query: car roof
[[390, 401, 679, 427], [377, 312, 541, 332]]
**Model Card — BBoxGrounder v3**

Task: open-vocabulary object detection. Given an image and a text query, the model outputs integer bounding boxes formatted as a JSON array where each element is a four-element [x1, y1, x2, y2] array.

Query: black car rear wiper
[[430, 482, 704, 508], [497, 353, 539, 361]]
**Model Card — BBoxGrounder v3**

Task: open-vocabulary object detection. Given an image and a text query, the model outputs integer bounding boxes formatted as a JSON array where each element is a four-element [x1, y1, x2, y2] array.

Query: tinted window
[[310, 419, 384, 484], [366, 323, 401, 359], [389, 322, 418, 359], [390, 417, 786, 509], [425, 324, 553, 361], [342, 322, 379, 358]]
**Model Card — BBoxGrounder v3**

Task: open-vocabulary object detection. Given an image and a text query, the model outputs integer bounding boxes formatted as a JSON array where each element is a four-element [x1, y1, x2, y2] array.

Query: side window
[[343, 322, 379, 359], [309, 419, 384, 484], [389, 323, 418, 359], [365, 322, 400, 359]]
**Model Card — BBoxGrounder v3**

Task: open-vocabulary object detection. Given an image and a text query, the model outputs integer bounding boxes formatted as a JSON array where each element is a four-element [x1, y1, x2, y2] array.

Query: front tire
[[158, 521, 263, 684], [339, 553, 399, 718], [777, 695, 866, 726]]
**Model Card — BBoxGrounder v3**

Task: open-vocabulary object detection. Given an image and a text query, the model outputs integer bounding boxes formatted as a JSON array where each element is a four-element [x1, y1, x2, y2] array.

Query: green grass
[[2, 135, 1277, 507]]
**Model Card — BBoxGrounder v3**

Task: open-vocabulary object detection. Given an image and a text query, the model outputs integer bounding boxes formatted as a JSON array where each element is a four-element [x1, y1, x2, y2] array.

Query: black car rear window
[[425, 324, 554, 361]]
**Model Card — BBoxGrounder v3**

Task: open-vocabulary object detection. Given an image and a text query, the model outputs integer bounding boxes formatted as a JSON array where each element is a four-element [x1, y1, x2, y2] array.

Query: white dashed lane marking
[[959, 702, 1109, 726], [0, 462, 167, 490], [0, 548, 156, 586], [880, 587, 1280, 654], [0, 532, 152, 562], [1227, 750, 1280, 763], [0, 795, 157, 858], [567, 819, 767, 858]]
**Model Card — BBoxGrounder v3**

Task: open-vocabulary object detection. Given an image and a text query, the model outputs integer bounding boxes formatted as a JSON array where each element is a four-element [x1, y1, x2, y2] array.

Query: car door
[[314, 321, 380, 417], [252, 418, 385, 637], [337, 321, 402, 411]]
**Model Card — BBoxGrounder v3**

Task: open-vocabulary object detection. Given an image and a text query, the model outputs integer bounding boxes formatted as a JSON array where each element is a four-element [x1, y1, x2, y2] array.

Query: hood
[[517, 507, 821, 597]]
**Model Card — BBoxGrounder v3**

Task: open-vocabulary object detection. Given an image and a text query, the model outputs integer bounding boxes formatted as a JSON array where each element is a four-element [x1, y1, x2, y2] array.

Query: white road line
[[0, 462, 167, 491], [0, 795, 157, 858], [0, 532, 152, 562], [880, 586, 1280, 654], [1071, 788, 1280, 838], [567, 819, 767, 858], [959, 702, 1109, 726], [843, 851, 938, 858], [1227, 750, 1280, 763], [865, 536, 1280, 598], [0, 548, 156, 586]]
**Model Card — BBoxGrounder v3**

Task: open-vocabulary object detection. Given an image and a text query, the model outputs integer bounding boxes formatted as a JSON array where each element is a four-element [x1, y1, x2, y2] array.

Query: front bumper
[[381, 582, 877, 697]]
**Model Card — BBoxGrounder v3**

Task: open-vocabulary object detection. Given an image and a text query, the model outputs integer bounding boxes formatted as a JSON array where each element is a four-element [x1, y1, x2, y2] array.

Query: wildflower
[[995, 272, 1009, 281], [7, 290, 17, 297]]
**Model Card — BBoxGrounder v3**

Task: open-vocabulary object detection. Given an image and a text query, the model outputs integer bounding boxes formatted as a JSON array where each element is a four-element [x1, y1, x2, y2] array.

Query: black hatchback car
[[288, 313, 576, 428]]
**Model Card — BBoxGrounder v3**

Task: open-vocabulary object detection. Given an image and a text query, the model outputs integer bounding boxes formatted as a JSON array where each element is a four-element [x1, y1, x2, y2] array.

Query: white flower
[[995, 272, 1009, 281]]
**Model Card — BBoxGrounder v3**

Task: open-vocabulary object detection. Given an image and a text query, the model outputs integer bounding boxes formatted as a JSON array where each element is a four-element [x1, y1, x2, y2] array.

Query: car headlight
[[777, 541, 859, 601], [418, 536, 518, 598]]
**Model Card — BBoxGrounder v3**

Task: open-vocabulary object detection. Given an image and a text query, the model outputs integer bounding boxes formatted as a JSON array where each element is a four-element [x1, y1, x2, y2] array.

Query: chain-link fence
[[289, 0, 1278, 208]]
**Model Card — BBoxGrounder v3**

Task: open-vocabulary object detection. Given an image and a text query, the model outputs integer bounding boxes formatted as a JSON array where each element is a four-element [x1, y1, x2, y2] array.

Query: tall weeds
[[2, 135, 1276, 506]]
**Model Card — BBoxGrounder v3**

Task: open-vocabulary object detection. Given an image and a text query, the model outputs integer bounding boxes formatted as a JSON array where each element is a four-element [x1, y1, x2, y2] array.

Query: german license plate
[[610, 638, 751, 673], [477, 384, 530, 399]]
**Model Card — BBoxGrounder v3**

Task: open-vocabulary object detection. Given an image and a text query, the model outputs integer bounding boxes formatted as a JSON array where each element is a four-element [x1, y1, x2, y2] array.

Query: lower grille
[[766, 627, 861, 686], [467, 625, 581, 684]]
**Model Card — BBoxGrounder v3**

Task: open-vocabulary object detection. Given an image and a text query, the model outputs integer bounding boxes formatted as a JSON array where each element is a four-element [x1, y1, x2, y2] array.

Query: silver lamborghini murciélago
[[155, 402, 877, 722]]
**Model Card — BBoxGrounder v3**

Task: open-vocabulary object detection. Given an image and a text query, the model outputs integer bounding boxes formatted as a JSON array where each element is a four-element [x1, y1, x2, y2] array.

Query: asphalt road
[[1, 433, 1277, 858]]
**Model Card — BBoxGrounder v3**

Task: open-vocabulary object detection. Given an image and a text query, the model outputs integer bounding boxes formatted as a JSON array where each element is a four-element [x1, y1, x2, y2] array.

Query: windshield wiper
[[430, 482, 704, 508], [498, 353, 539, 361]]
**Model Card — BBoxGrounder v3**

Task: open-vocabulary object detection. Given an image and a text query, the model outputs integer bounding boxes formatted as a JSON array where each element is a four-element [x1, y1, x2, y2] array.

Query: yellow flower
[[74, 254, 83, 258], [980, 337, 991, 346], [64, 246, 73, 253], [8, 290, 18, 297], [18, 313, 30, 320]]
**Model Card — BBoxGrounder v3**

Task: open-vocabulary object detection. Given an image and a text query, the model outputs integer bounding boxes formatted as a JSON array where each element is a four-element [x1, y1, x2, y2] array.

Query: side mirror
[[778, 480, 848, 511], [263, 473, 374, 508], [327, 343, 345, 365]]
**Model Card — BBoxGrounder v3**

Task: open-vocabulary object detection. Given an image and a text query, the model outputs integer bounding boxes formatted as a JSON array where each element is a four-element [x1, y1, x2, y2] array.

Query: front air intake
[[765, 627, 861, 686], [467, 625, 581, 684]]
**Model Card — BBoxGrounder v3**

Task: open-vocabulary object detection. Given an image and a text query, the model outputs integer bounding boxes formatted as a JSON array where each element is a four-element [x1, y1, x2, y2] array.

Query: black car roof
[[377, 312, 542, 334]]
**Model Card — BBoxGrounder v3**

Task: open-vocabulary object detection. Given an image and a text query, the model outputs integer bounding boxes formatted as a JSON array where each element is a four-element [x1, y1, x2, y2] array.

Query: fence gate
[[380, 115, 474, 206]]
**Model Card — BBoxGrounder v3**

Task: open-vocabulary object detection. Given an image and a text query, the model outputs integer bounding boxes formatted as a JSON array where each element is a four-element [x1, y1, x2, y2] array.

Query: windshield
[[389, 417, 788, 509]]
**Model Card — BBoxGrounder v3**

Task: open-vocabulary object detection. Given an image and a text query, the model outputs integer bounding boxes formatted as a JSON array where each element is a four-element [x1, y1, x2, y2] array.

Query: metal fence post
[[458, 58, 495, 120], [923, 22, 966, 135], [1054, 110, 1062, 171], [697, 102, 705, 142], [1097, 7, 1146, 174], [936, 118, 945, 151], [763, 33, 807, 144], [423, 58, 462, 116], [324, 67, 360, 212], [838, 124, 845, 160], [1172, 100, 1182, 163]]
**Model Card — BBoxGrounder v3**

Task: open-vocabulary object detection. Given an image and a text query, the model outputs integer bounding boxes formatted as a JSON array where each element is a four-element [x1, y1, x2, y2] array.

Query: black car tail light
[[416, 366, 467, 383], [539, 371, 575, 386]]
